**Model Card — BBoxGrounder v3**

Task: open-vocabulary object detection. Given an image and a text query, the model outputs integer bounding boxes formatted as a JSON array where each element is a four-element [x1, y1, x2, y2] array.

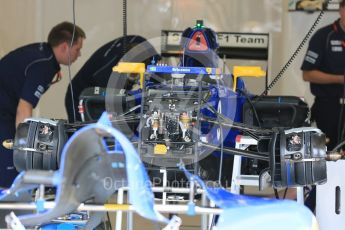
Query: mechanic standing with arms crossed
[[301, 0, 345, 210], [0, 21, 86, 188]]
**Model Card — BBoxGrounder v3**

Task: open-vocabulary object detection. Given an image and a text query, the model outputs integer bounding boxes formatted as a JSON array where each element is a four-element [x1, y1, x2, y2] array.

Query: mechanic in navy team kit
[[302, 0, 345, 150], [301, 0, 345, 210], [65, 35, 158, 122], [0, 21, 86, 188]]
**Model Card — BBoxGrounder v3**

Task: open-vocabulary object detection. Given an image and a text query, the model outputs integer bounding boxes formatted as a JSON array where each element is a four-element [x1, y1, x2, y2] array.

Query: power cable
[[68, 0, 77, 122], [237, 88, 262, 128], [123, 0, 128, 56], [255, 0, 331, 101], [215, 80, 224, 186], [332, 139, 345, 152]]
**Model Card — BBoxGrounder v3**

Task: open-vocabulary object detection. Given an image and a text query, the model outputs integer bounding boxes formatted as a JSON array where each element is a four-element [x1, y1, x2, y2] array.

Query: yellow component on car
[[113, 62, 146, 88], [232, 66, 266, 91], [206, 67, 221, 75], [154, 144, 168, 155], [104, 204, 130, 211], [311, 215, 319, 230], [2, 139, 13, 149]]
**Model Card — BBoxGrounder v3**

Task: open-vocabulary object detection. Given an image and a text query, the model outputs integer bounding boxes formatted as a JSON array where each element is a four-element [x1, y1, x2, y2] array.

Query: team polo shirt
[[301, 19, 345, 98], [0, 43, 60, 117]]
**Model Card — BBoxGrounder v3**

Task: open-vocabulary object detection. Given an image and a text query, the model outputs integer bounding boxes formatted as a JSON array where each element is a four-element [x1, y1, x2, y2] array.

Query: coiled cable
[[255, 0, 331, 102], [122, 0, 128, 56]]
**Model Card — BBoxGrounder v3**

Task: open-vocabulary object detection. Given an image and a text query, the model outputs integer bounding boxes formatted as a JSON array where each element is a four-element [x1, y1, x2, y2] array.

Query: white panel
[[317, 161, 345, 230]]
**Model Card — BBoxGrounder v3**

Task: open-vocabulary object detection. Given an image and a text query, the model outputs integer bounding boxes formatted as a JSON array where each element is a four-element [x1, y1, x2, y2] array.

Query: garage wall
[[0, 0, 340, 119], [0, 2, 38, 55]]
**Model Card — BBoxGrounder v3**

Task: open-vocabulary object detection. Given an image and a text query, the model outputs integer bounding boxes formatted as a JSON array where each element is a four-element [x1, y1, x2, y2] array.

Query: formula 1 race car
[[2, 20, 339, 229], [10, 19, 330, 189]]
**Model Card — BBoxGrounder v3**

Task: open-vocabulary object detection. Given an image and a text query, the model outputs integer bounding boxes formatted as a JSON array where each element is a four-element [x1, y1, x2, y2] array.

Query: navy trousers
[[0, 116, 18, 188], [311, 98, 345, 150]]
